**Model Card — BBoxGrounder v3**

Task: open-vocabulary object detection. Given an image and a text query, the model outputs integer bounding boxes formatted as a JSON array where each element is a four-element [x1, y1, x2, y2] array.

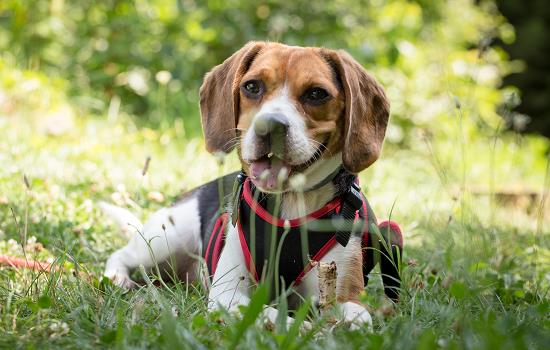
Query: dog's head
[[200, 42, 389, 192]]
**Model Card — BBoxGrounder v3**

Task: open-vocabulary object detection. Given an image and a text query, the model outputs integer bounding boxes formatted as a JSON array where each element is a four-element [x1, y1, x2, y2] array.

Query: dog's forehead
[[248, 45, 334, 85]]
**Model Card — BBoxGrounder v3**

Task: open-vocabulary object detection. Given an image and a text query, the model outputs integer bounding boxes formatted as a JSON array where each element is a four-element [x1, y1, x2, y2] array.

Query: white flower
[[155, 71, 172, 85], [289, 173, 306, 191], [49, 321, 70, 339]]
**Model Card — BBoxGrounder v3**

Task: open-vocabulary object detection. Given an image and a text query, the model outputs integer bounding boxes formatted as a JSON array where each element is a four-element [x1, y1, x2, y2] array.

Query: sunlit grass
[[1, 0, 549, 346], [0, 58, 549, 349], [1, 104, 549, 348]]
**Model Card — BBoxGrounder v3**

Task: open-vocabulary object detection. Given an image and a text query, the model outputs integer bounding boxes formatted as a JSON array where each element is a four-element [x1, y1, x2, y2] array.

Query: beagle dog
[[103, 42, 402, 329]]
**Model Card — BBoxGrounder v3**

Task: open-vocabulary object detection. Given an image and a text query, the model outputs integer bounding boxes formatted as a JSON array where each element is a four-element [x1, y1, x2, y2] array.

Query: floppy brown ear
[[199, 42, 265, 153], [323, 50, 390, 173]]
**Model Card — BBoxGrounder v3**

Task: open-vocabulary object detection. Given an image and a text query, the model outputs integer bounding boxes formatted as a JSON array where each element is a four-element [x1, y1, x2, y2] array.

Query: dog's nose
[[253, 113, 289, 137]]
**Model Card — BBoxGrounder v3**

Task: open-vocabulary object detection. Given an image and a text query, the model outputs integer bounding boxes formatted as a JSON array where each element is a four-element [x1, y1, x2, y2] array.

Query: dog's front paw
[[258, 307, 312, 332], [105, 272, 138, 289], [339, 301, 373, 331]]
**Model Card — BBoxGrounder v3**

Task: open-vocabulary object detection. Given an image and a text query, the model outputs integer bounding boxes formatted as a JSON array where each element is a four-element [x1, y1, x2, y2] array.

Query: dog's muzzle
[[247, 113, 291, 191], [253, 113, 289, 159]]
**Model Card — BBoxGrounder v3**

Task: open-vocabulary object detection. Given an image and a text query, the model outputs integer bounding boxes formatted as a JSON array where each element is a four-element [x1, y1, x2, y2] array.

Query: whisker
[[222, 136, 244, 149], [308, 138, 328, 151], [306, 138, 331, 161], [223, 127, 247, 134]]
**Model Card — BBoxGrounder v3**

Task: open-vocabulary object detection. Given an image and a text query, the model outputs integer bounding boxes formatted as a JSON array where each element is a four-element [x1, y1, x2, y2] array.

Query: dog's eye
[[242, 80, 263, 98], [303, 87, 330, 105]]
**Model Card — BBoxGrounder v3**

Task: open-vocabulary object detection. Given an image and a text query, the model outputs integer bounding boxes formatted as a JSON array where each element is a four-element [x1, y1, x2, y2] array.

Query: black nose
[[253, 113, 289, 137]]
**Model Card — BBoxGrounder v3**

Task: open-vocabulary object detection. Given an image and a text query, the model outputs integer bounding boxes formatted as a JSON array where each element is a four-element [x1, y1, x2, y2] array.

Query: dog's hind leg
[[377, 221, 403, 301], [103, 198, 201, 288]]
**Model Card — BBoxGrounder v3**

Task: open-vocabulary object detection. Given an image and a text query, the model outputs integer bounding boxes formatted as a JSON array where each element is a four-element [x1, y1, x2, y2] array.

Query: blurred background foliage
[[0, 2, 549, 347], [1, 0, 545, 147]]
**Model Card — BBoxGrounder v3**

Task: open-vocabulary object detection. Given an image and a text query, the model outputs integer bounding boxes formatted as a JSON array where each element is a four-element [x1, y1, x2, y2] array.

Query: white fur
[[339, 301, 373, 331], [298, 153, 342, 191], [99, 201, 143, 238], [241, 86, 319, 166], [103, 198, 201, 288], [207, 225, 251, 311], [281, 153, 342, 218]]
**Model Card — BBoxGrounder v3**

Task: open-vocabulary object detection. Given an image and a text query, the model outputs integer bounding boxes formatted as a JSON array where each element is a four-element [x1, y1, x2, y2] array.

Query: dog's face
[[200, 42, 389, 192]]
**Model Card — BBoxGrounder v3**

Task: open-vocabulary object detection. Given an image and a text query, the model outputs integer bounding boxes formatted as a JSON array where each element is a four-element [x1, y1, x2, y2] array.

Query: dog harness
[[203, 170, 383, 287], [236, 177, 373, 288]]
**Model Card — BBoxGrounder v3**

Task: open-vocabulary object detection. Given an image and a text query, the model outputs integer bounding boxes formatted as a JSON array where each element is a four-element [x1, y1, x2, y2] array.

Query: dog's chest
[[237, 195, 342, 288]]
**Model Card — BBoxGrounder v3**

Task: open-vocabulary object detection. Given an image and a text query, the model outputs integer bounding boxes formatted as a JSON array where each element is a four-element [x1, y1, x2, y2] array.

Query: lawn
[[0, 91, 549, 349]]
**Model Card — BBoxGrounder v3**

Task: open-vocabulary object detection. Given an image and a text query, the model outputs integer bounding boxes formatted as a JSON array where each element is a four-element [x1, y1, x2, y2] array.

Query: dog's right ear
[[199, 42, 265, 154], [321, 49, 390, 173]]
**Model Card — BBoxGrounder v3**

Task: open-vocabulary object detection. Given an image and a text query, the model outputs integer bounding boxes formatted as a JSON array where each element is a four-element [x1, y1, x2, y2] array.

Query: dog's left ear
[[322, 50, 390, 173], [199, 41, 265, 154]]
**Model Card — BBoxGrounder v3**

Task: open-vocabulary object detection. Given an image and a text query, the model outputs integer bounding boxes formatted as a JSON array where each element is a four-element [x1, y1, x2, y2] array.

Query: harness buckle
[[236, 172, 247, 184], [335, 182, 364, 247], [344, 182, 363, 211]]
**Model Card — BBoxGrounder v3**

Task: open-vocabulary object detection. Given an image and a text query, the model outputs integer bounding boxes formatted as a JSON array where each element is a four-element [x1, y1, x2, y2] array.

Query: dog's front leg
[[335, 236, 373, 330], [208, 226, 252, 312], [208, 227, 305, 329]]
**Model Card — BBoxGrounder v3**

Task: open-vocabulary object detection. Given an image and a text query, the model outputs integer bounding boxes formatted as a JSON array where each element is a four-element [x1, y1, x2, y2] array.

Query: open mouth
[[249, 141, 328, 191], [249, 154, 290, 190]]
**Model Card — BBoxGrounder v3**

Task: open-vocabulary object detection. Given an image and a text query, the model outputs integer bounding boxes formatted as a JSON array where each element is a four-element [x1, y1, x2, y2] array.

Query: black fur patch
[[195, 172, 239, 248]]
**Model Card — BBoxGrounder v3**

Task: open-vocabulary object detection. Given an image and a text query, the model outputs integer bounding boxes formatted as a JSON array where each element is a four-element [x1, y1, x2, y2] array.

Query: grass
[[1, 97, 549, 349]]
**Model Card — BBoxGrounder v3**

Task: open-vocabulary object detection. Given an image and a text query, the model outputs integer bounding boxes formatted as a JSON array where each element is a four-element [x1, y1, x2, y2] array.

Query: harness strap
[[207, 171, 369, 287], [204, 213, 229, 276], [334, 182, 364, 246], [304, 165, 346, 192], [203, 172, 403, 301]]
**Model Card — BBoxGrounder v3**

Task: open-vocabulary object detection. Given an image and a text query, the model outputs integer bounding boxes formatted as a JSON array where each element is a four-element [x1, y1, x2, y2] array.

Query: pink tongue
[[250, 158, 289, 190]]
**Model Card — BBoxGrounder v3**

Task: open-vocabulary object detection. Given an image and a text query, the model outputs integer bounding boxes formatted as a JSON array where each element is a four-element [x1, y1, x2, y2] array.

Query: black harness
[[201, 169, 403, 301], [237, 176, 370, 288], [204, 169, 378, 288]]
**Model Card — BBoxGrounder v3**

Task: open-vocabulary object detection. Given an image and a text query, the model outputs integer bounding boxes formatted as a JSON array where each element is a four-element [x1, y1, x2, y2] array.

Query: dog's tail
[[98, 201, 143, 239]]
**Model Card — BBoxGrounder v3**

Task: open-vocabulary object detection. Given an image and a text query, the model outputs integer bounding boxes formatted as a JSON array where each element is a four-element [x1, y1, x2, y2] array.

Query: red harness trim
[[236, 180, 370, 286], [361, 195, 369, 248], [242, 178, 341, 228], [204, 213, 229, 276], [293, 236, 338, 285], [237, 220, 259, 281], [378, 220, 403, 247], [204, 177, 379, 287]]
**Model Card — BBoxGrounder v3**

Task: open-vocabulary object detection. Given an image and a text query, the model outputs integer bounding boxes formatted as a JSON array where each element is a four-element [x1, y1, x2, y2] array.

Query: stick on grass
[[317, 261, 337, 314]]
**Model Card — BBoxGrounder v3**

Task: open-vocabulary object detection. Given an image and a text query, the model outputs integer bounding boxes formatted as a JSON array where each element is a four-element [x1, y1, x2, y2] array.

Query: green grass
[[1, 106, 549, 349]]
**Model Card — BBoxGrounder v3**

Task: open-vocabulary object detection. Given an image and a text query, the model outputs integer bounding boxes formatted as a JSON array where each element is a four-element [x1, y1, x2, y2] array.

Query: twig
[[317, 261, 337, 315]]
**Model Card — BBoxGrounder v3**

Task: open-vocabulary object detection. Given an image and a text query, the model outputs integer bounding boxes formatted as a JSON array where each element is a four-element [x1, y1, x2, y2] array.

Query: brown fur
[[200, 41, 389, 174], [199, 42, 387, 312], [321, 49, 390, 173], [199, 41, 265, 153], [336, 238, 366, 303], [238, 45, 347, 163]]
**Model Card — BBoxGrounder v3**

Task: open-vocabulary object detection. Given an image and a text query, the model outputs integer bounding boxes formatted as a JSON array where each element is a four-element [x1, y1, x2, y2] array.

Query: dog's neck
[[279, 182, 336, 219], [259, 154, 356, 220]]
